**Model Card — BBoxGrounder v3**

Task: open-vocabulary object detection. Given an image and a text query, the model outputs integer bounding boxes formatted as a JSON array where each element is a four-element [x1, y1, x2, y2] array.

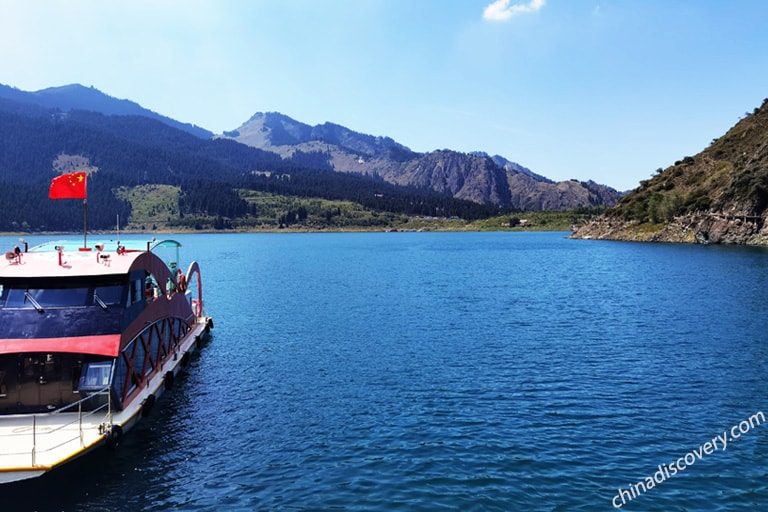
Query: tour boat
[[0, 238, 212, 484]]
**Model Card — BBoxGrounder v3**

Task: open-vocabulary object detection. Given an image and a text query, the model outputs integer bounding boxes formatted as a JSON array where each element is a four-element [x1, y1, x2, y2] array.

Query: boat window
[[94, 284, 123, 306], [145, 273, 161, 302], [6, 287, 90, 308], [0, 279, 126, 309], [79, 361, 113, 390], [133, 339, 147, 376], [129, 279, 142, 305]]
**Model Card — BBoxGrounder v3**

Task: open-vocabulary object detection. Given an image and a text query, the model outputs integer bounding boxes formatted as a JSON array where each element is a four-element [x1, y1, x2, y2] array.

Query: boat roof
[[0, 239, 181, 279]]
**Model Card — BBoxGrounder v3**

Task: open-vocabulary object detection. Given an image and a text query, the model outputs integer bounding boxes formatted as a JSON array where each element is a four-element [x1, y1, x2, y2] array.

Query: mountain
[[225, 112, 413, 159], [0, 97, 279, 231], [0, 83, 213, 139], [0, 81, 619, 232], [0, 95, 503, 232], [571, 98, 768, 244], [223, 112, 621, 210], [1, 83, 620, 211]]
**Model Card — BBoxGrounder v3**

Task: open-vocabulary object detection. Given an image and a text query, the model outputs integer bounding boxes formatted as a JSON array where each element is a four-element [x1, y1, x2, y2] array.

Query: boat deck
[[0, 408, 108, 483]]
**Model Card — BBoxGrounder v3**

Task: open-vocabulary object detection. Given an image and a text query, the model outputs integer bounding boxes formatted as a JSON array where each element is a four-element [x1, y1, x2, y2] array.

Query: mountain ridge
[[0, 83, 212, 139], [224, 111, 622, 210], [0, 94, 510, 232], [0, 82, 621, 212]]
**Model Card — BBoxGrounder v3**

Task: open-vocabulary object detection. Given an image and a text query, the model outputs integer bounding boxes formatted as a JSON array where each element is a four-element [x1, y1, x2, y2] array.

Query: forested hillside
[[0, 98, 505, 232], [572, 98, 768, 244]]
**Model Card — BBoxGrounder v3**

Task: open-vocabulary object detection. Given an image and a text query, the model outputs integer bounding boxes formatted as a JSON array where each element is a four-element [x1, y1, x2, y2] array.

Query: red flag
[[49, 172, 87, 199]]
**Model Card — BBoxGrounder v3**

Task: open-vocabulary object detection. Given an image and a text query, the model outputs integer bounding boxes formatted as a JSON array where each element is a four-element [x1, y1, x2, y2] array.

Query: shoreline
[[0, 226, 574, 238]]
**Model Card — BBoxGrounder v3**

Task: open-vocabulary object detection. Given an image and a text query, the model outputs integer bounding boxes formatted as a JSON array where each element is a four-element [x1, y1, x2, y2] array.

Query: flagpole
[[83, 172, 88, 249], [83, 198, 87, 249]]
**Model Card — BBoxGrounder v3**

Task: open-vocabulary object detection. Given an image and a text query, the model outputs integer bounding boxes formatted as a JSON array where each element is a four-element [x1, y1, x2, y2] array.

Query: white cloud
[[483, 0, 546, 22]]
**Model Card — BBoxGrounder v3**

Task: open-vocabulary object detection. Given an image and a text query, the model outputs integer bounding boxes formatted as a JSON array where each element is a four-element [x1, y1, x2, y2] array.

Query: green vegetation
[[235, 191, 408, 230], [608, 98, 768, 226], [115, 184, 180, 230], [109, 184, 601, 232], [471, 209, 603, 232]]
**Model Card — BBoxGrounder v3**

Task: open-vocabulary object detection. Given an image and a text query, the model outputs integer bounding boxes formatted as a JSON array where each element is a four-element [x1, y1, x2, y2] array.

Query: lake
[[3, 231, 768, 511]]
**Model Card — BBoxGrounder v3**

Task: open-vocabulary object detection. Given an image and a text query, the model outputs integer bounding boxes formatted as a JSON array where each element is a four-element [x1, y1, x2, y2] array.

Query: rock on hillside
[[508, 175, 621, 211], [225, 112, 414, 160], [487, 153, 553, 182], [571, 98, 768, 244], [389, 150, 512, 206]]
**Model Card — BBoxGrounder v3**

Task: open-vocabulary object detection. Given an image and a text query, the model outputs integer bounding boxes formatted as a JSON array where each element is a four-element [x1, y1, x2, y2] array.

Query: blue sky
[[1, 1, 767, 191]]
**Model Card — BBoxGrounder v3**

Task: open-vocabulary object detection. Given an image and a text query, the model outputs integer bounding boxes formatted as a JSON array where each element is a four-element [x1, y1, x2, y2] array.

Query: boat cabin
[[0, 240, 200, 415]]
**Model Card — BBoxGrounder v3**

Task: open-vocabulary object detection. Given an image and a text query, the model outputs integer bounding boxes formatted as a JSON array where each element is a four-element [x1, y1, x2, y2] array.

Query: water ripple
[[5, 233, 768, 511]]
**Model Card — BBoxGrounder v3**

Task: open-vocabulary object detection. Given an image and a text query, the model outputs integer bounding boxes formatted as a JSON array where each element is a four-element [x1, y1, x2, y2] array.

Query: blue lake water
[[3, 231, 768, 511]]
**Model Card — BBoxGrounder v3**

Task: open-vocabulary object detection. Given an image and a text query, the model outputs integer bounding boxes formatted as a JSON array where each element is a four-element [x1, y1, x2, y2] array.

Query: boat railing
[[0, 386, 112, 468]]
